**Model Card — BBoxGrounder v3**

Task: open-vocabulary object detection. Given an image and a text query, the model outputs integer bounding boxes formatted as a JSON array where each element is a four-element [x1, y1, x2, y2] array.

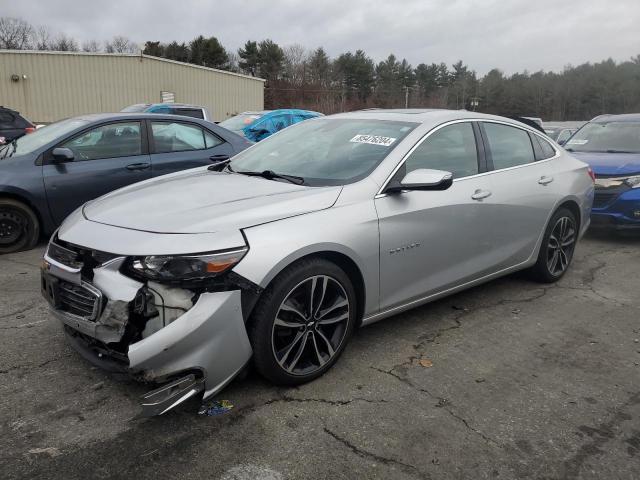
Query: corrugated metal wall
[[0, 51, 265, 123]]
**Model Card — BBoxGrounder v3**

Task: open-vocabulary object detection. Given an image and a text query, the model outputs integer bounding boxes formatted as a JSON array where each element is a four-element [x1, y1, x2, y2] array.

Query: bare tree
[[82, 39, 101, 52], [105, 35, 138, 53], [0, 17, 33, 49], [51, 33, 78, 52], [33, 25, 52, 50], [283, 44, 308, 87], [226, 51, 242, 73]]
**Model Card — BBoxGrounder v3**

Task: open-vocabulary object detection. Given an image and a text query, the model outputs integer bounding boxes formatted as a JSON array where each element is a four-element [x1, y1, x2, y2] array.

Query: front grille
[[58, 280, 101, 320], [593, 191, 620, 209]]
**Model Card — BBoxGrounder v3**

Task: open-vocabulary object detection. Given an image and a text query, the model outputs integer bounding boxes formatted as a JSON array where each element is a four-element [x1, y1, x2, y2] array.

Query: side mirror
[[557, 139, 566, 146], [51, 147, 75, 163], [386, 168, 453, 194]]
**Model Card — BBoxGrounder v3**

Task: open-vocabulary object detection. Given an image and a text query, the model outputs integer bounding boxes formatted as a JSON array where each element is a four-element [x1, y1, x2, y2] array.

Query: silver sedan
[[41, 109, 595, 416]]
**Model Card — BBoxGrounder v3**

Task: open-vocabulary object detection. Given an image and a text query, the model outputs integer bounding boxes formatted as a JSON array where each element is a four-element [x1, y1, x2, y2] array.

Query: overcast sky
[[5, 0, 640, 75]]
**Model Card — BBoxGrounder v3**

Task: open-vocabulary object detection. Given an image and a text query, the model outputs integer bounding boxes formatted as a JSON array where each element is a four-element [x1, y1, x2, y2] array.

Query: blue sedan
[[0, 113, 250, 253], [219, 109, 323, 142], [565, 113, 640, 230]]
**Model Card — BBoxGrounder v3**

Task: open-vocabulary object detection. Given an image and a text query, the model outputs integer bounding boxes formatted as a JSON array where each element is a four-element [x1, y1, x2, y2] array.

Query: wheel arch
[[256, 248, 368, 328], [530, 196, 584, 262]]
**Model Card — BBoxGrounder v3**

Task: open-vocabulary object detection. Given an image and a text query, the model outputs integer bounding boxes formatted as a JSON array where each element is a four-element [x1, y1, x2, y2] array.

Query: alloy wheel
[[271, 275, 350, 376], [546, 216, 576, 276]]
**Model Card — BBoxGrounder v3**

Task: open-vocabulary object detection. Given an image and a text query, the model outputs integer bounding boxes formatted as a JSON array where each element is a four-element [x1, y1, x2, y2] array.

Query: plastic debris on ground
[[198, 399, 234, 416], [418, 358, 433, 368]]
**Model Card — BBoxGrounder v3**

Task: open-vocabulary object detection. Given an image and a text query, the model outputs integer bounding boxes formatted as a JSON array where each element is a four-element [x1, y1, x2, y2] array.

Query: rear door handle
[[126, 162, 150, 171], [471, 189, 492, 201], [209, 154, 230, 162], [538, 175, 554, 185]]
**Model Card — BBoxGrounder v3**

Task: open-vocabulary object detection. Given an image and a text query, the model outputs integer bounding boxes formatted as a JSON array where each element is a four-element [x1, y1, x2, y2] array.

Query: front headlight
[[623, 175, 640, 188], [129, 247, 248, 282]]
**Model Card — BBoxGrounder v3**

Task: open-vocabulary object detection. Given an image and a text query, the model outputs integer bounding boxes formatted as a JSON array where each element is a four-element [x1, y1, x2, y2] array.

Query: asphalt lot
[[1, 232, 639, 480]]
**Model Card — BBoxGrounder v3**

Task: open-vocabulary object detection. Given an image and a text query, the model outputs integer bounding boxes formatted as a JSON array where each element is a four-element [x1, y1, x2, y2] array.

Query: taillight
[[25, 127, 36, 134], [587, 167, 595, 183]]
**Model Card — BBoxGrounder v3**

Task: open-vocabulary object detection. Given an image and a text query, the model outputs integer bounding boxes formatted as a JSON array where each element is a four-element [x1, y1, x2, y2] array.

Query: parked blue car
[[564, 113, 640, 230], [219, 109, 323, 142], [0, 113, 250, 253]]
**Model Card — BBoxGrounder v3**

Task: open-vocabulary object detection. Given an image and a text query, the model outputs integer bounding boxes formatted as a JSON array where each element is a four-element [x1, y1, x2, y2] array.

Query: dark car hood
[[570, 151, 640, 176]]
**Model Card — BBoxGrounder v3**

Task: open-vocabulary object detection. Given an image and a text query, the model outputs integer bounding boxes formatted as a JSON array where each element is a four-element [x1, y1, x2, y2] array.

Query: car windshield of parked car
[[566, 121, 640, 153], [229, 118, 418, 186], [1, 118, 89, 158], [219, 113, 265, 133]]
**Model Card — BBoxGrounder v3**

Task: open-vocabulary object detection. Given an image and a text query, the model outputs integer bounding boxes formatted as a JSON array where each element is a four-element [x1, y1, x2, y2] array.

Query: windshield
[[121, 104, 150, 113], [1, 118, 89, 157], [219, 113, 265, 133], [229, 118, 417, 186], [566, 121, 640, 153]]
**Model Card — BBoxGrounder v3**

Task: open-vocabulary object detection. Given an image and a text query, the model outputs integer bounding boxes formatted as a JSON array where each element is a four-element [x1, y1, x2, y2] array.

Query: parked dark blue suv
[[565, 114, 640, 230], [0, 113, 250, 253]]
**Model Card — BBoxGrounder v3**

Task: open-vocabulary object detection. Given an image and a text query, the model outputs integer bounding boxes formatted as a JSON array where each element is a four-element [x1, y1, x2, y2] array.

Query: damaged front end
[[41, 235, 260, 417]]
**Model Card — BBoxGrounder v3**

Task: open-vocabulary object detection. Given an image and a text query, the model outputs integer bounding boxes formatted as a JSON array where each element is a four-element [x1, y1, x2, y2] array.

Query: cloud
[[3, 0, 639, 74]]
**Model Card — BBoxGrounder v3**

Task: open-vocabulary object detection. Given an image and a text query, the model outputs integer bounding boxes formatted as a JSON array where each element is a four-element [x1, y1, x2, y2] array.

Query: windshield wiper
[[605, 149, 638, 154], [233, 169, 305, 185]]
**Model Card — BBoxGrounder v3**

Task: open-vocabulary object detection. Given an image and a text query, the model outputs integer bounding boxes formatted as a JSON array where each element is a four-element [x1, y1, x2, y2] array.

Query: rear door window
[[152, 121, 213, 152], [483, 122, 536, 170], [176, 108, 205, 119]]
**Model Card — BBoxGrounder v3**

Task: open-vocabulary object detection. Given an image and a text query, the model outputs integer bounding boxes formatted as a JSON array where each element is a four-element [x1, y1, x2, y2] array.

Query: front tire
[[248, 258, 356, 385], [0, 198, 39, 254], [529, 207, 578, 283]]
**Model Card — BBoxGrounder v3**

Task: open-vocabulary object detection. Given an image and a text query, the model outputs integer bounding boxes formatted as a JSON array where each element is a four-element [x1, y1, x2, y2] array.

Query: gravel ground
[[1, 231, 639, 480]]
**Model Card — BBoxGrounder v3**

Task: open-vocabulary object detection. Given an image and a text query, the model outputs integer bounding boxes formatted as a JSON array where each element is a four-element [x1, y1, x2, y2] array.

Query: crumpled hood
[[570, 151, 640, 176], [83, 168, 342, 233]]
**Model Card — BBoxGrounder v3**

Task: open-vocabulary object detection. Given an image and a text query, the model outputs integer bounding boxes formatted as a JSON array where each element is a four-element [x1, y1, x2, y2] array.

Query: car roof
[[70, 112, 212, 123], [147, 103, 206, 109], [328, 108, 539, 128], [236, 109, 323, 116], [590, 113, 640, 123]]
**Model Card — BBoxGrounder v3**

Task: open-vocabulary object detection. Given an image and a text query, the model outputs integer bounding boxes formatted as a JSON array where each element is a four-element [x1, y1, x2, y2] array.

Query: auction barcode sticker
[[350, 134, 397, 146]]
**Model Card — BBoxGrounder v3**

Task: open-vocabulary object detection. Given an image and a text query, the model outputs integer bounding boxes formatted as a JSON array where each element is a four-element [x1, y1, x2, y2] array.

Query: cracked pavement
[[1, 231, 639, 479]]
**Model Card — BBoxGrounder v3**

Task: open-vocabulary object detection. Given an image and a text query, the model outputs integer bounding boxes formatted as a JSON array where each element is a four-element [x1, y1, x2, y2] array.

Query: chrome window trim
[[375, 118, 561, 197]]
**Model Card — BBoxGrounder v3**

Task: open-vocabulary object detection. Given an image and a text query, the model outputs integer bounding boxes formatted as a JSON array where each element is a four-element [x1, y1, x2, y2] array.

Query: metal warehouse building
[[0, 50, 265, 123]]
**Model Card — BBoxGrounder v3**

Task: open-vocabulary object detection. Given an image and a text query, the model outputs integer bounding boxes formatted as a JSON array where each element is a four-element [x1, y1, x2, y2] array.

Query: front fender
[[233, 201, 380, 318]]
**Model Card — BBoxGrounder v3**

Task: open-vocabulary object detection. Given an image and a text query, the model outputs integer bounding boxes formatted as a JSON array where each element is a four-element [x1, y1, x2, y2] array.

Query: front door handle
[[471, 189, 492, 201], [126, 162, 151, 171], [538, 175, 554, 185]]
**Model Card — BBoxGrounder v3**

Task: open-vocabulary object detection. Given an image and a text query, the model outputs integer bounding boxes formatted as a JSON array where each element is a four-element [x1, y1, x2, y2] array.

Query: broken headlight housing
[[623, 175, 640, 188], [126, 247, 248, 284]]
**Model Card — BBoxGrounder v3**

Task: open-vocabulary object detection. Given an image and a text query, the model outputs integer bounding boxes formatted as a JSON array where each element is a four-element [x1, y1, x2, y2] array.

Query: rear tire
[[529, 207, 577, 283], [247, 258, 356, 386], [0, 198, 39, 254]]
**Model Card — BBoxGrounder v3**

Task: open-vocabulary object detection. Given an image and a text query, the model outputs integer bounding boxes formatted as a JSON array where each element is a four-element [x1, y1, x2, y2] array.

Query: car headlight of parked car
[[623, 175, 640, 188], [128, 247, 248, 283]]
